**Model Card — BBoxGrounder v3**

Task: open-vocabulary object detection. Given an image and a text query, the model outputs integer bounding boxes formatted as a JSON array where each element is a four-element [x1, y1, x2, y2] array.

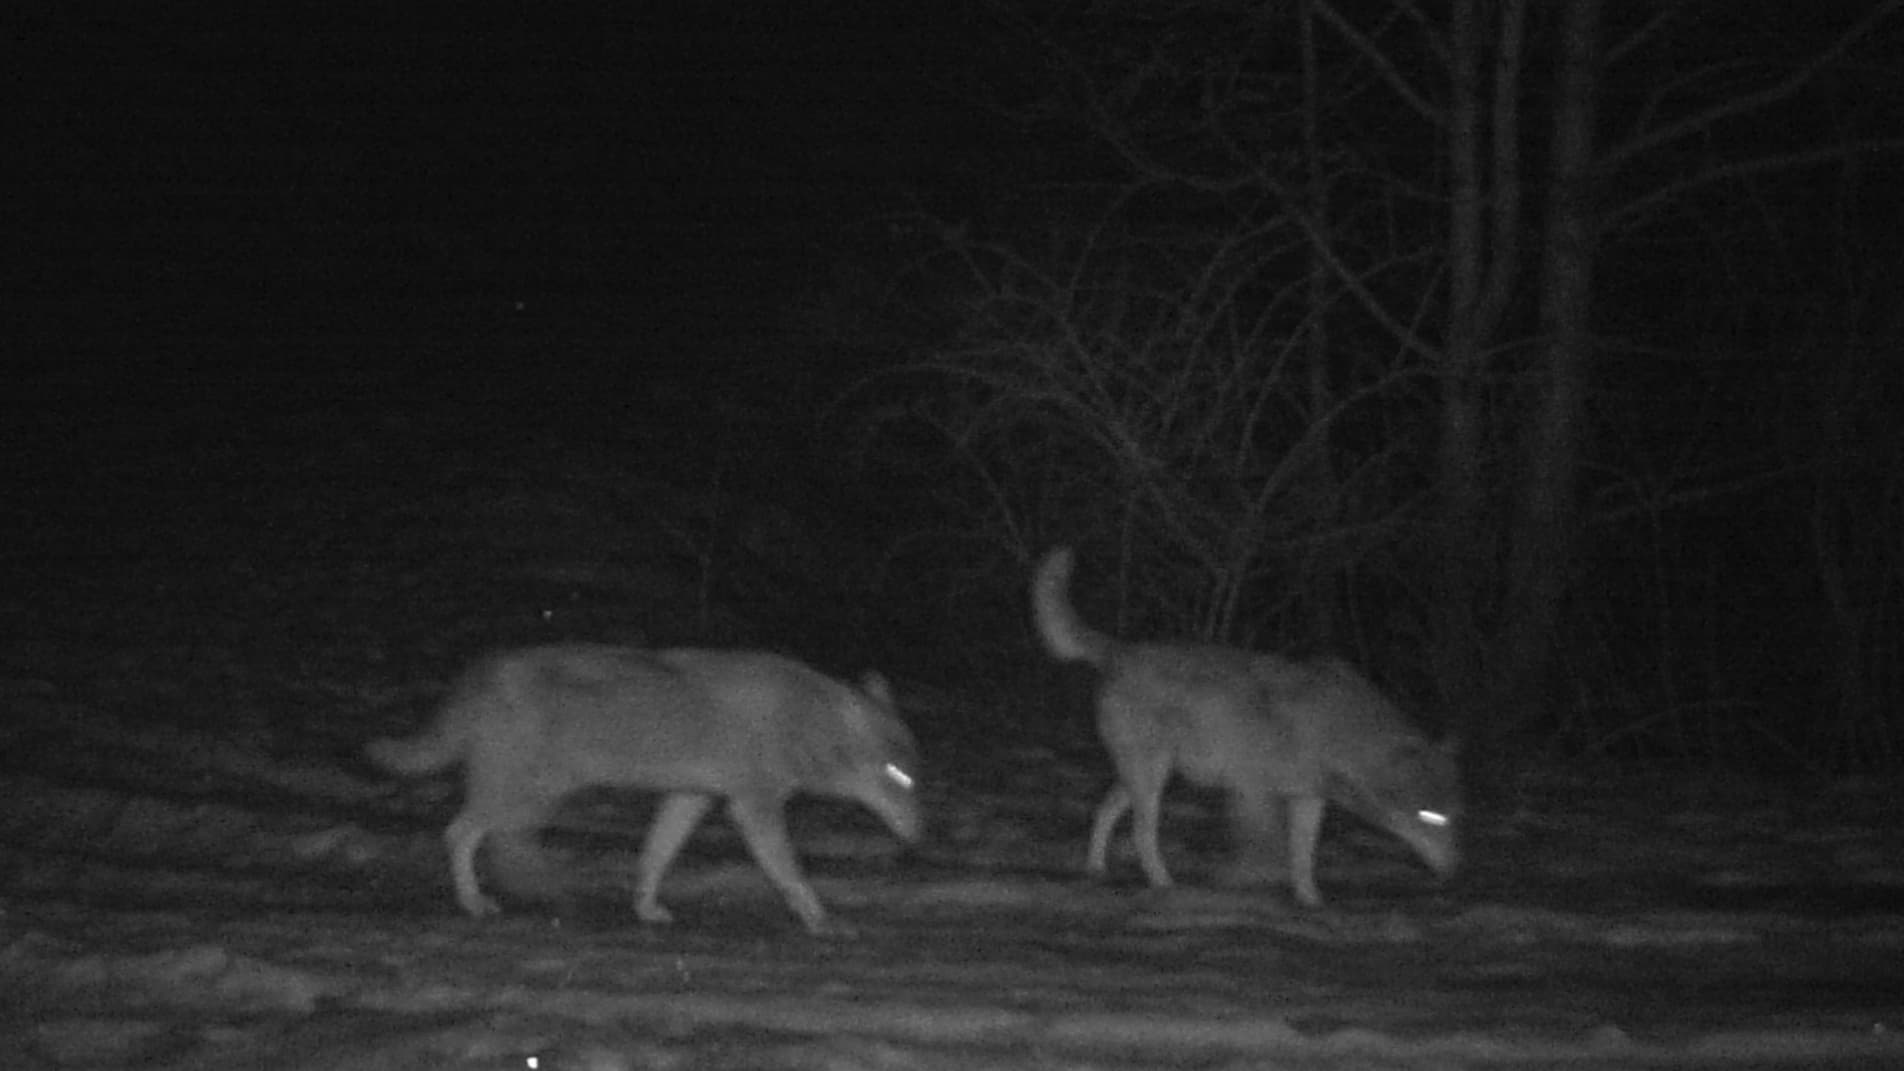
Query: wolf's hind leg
[[1121, 757, 1176, 888], [633, 793, 716, 925], [1086, 783, 1132, 876], [444, 813, 501, 917]]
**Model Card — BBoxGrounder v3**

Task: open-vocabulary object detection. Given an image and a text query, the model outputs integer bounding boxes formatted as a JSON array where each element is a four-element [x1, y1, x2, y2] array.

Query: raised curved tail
[[1030, 546, 1117, 667]]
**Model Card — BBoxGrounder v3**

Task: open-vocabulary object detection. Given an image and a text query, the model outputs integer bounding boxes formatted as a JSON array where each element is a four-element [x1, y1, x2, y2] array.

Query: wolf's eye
[[882, 762, 915, 791], [1416, 809, 1449, 827]]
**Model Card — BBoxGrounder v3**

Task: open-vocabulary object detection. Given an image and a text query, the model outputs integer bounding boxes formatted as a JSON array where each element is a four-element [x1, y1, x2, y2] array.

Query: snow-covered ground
[[3, 436, 1901, 1070], [3, 669, 1902, 1069]]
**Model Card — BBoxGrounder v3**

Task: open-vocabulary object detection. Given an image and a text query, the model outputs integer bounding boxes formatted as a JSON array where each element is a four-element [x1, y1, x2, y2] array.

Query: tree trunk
[[1299, 0, 1341, 645], [1434, 0, 1504, 740], [1496, 0, 1599, 748]]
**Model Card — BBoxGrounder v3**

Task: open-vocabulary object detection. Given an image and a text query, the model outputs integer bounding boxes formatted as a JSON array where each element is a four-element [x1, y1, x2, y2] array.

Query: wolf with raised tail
[[366, 644, 921, 936], [1031, 547, 1460, 906]]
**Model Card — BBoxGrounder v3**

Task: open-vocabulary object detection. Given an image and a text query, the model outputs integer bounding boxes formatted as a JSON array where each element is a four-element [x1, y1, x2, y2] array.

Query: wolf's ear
[[860, 670, 894, 707]]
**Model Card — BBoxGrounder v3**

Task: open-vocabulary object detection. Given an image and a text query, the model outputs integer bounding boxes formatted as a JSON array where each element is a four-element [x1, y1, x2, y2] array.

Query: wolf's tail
[[364, 718, 466, 777], [1031, 546, 1117, 666], [365, 663, 501, 776]]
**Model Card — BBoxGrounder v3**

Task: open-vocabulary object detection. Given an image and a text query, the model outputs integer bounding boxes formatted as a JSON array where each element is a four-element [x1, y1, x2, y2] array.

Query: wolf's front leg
[[726, 794, 843, 936]]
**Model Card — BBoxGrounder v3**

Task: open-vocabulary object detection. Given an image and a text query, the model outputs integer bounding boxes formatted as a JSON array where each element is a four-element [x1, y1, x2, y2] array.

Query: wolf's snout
[[869, 768, 924, 842], [1419, 836, 1460, 879]]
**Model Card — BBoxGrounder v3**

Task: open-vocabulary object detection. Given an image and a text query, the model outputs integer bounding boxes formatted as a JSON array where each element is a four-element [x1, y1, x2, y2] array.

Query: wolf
[[365, 644, 922, 936], [1031, 547, 1460, 906]]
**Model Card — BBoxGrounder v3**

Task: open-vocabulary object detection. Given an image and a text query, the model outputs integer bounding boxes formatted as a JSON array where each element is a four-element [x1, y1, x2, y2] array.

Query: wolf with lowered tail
[[366, 644, 921, 936], [1032, 547, 1460, 907]]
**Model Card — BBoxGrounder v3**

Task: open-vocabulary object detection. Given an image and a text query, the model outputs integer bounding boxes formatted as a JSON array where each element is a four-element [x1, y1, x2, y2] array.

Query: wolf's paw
[[802, 914, 858, 940], [635, 900, 676, 926], [460, 894, 503, 918]]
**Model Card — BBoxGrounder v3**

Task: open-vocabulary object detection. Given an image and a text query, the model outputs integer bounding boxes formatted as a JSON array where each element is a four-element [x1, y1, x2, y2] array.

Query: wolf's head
[[793, 671, 923, 843], [1340, 736, 1463, 880]]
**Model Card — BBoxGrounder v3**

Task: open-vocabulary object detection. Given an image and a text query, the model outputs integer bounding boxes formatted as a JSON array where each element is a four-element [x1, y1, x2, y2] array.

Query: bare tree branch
[[1600, 0, 1902, 174], [1311, 0, 1442, 125], [1473, 0, 1526, 344], [1604, 135, 1904, 234], [1603, 4, 1681, 67]]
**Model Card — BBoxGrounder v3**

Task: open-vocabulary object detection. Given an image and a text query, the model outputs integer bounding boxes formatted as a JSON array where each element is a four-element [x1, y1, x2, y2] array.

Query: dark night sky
[[10, 12, 1018, 440], [17, 11, 995, 263], [9, 9, 1900, 463], [6, 8, 1899, 732]]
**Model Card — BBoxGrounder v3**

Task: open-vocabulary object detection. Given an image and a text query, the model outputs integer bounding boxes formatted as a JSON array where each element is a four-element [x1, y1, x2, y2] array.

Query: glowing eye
[[883, 763, 915, 790], [1417, 809, 1449, 827]]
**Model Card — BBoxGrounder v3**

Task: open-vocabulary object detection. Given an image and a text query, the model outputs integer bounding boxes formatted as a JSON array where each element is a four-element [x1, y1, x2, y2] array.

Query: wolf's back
[[1031, 547, 1117, 666]]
